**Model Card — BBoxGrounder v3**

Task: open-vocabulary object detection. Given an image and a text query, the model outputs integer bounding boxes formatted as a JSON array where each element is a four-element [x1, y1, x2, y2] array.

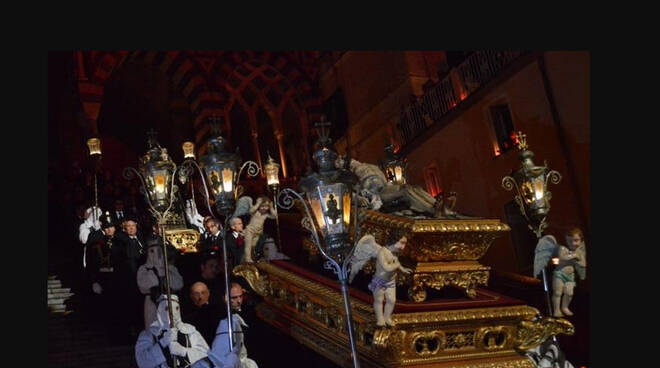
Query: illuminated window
[[490, 103, 515, 154], [423, 164, 442, 197]]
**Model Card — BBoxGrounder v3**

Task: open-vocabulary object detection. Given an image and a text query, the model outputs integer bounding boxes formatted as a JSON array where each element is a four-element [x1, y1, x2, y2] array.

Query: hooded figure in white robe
[[135, 294, 211, 368], [526, 338, 575, 368], [210, 313, 257, 368], [137, 240, 184, 329], [79, 206, 103, 268]]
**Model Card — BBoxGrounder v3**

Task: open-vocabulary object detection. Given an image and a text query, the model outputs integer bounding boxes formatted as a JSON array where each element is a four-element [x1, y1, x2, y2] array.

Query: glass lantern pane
[[207, 169, 223, 196], [153, 169, 168, 201], [87, 138, 102, 156], [221, 168, 234, 193], [265, 164, 280, 186], [521, 181, 534, 204], [532, 177, 545, 200], [342, 192, 351, 226], [394, 166, 405, 184], [385, 168, 395, 182], [309, 197, 327, 235], [316, 183, 346, 236], [182, 142, 195, 159]]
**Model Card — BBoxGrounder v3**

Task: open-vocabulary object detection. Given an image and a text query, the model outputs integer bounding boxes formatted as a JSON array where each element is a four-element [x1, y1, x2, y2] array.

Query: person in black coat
[[112, 215, 147, 341], [182, 281, 222, 346], [224, 216, 246, 269], [197, 217, 223, 255]]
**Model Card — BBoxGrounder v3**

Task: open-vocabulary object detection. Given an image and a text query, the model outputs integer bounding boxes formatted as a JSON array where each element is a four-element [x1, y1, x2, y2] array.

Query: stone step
[[48, 297, 71, 305], [48, 280, 62, 287], [48, 291, 73, 299], [48, 287, 72, 294], [48, 345, 137, 368], [48, 294, 73, 302], [48, 308, 67, 315]]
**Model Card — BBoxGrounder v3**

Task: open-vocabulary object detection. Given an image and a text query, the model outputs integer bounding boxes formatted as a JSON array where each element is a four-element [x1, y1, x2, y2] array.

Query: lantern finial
[[146, 129, 159, 149], [209, 115, 223, 136], [516, 131, 528, 150]]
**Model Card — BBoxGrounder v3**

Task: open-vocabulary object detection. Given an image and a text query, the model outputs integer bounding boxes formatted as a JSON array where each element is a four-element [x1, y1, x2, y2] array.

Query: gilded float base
[[234, 262, 572, 368]]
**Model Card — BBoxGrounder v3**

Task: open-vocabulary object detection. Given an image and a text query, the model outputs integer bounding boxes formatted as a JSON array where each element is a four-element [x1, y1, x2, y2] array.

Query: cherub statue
[[533, 227, 587, 317], [232, 195, 277, 264], [349, 230, 412, 327]]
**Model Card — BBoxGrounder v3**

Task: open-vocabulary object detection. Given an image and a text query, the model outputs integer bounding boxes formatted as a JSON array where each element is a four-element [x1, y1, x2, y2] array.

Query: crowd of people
[[58, 162, 285, 368], [79, 202, 274, 367]]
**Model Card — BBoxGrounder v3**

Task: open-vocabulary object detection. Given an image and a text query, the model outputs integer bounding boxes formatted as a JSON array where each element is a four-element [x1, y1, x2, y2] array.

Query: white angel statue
[[349, 230, 412, 327], [533, 228, 587, 317], [231, 195, 277, 264]]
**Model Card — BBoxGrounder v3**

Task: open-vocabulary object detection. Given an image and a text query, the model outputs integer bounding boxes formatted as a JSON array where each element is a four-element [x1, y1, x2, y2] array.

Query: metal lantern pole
[[264, 153, 282, 252], [87, 138, 102, 225], [502, 131, 562, 317], [273, 189, 282, 252], [277, 188, 361, 368], [93, 174, 99, 223], [123, 165, 179, 368], [179, 154, 260, 351]]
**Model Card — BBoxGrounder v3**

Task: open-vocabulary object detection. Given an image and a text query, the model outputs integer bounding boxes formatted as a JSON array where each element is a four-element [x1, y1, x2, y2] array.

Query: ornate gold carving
[[442, 358, 537, 368], [373, 328, 408, 361], [408, 262, 491, 300], [252, 261, 547, 367], [392, 306, 539, 325], [513, 317, 575, 351], [232, 263, 270, 297], [361, 210, 509, 262], [475, 326, 515, 351], [164, 228, 200, 253], [410, 330, 446, 356], [445, 331, 476, 349]]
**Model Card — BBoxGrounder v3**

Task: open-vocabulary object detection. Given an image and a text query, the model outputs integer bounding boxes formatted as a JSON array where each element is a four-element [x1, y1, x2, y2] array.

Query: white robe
[[135, 322, 209, 368], [137, 265, 184, 329], [210, 314, 258, 368]]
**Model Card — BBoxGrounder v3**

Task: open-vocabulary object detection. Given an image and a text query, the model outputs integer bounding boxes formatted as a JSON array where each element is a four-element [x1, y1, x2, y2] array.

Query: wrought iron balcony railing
[[398, 51, 526, 145]]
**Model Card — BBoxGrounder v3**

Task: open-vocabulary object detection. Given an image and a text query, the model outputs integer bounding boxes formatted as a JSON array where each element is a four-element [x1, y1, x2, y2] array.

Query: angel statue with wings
[[232, 195, 277, 264], [349, 229, 412, 327], [534, 227, 587, 317]]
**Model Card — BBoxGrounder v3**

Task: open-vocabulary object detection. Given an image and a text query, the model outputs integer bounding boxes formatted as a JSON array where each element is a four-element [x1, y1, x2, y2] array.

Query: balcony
[[398, 51, 527, 147]]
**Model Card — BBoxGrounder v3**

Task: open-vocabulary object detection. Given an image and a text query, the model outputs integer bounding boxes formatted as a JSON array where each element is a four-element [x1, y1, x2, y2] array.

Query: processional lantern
[[199, 133, 241, 216], [276, 117, 361, 367], [123, 129, 179, 348], [86, 138, 102, 156], [182, 141, 196, 159], [264, 153, 281, 192], [298, 119, 358, 261], [381, 143, 406, 184], [139, 130, 176, 213], [501, 131, 562, 238], [180, 120, 259, 351]]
